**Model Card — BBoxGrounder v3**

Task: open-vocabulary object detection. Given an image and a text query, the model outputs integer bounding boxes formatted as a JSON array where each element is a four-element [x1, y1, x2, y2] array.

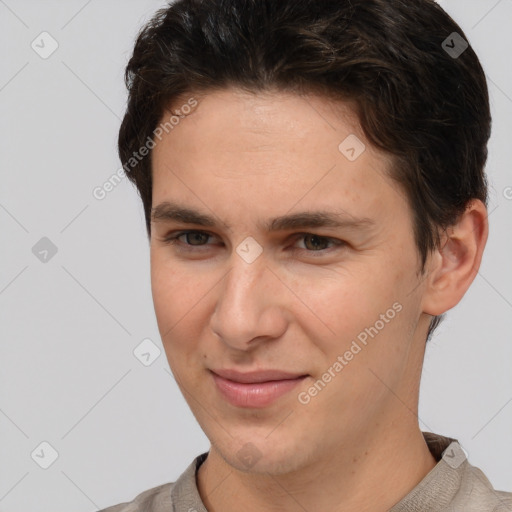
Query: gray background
[[0, 1, 511, 510]]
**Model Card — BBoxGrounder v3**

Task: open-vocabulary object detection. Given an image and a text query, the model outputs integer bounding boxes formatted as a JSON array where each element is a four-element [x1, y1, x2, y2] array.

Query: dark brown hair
[[118, 0, 491, 340]]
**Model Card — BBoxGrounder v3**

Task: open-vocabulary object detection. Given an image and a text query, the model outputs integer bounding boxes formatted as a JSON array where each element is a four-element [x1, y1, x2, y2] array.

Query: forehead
[[159, 87, 366, 156], [150, 88, 405, 229]]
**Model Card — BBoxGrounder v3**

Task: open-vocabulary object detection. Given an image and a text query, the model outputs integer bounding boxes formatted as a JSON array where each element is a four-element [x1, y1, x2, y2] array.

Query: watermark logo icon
[[32, 237, 58, 263], [338, 134, 366, 162], [442, 442, 467, 469], [31, 441, 59, 469], [133, 338, 161, 366], [442, 32, 468, 59], [236, 442, 263, 469], [31, 32, 59, 59], [236, 236, 263, 264]]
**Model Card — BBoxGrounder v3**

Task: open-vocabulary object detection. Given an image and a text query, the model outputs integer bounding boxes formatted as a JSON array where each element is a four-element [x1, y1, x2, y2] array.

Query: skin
[[149, 87, 488, 512]]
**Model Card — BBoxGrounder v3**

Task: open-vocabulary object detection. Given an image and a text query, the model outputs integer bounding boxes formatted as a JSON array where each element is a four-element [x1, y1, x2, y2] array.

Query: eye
[[159, 230, 220, 253], [164, 230, 213, 246], [293, 233, 341, 252], [160, 230, 345, 255]]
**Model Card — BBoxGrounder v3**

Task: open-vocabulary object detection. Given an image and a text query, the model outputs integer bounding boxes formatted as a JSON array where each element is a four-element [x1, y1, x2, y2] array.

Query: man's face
[[150, 88, 431, 474]]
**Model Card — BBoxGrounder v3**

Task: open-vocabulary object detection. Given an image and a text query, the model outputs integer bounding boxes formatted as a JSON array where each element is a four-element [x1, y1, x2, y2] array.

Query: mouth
[[210, 369, 309, 408]]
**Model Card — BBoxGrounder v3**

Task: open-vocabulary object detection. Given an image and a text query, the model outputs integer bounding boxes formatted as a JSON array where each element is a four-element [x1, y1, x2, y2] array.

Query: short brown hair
[[118, 0, 491, 340]]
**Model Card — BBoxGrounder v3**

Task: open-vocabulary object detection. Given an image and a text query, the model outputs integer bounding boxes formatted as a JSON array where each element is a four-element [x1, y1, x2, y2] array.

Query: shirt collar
[[390, 432, 467, 511]]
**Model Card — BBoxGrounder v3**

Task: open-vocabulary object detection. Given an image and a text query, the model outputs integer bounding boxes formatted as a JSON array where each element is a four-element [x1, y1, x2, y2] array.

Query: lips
[[211, 368, 308, 383], [210, 368, 308, 408]]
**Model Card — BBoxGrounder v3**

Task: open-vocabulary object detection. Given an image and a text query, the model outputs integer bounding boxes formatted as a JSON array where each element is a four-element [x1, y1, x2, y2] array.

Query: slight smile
[[210, 369, 309, 408]]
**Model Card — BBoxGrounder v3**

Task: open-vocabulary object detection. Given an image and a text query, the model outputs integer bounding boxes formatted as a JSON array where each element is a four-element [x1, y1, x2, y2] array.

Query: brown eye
[[183, 231, 211, 245], [302, 234, 331, 251], [162, 230, 216, 247], [292, 233, 344, 254]]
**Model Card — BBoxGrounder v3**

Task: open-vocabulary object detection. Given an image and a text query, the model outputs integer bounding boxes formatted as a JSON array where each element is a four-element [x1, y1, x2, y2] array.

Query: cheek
[[151, 257, 179, 327], [298, 265, 418, 393], [150, 253, 199, 340], [150, 252, 220, 365], [288, 263, 399, 346], [151, 268, 196, 376]]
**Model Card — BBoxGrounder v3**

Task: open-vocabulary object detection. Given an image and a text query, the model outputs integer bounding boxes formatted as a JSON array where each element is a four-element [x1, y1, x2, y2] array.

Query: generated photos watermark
[[298, 301, 403, 405], [92, 97, 198, 200]]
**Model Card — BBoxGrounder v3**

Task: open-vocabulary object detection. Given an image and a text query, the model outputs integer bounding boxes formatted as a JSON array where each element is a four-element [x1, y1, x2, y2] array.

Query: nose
[[209, 251, 288, 352]]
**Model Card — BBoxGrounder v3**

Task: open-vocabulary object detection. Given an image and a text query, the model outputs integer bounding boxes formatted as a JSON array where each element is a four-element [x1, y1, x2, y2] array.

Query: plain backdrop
[[0, 1, 511, 510]]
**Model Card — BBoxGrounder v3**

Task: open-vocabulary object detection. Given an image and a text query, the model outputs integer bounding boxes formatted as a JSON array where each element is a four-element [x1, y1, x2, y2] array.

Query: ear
[[421, 199, 489, 316]]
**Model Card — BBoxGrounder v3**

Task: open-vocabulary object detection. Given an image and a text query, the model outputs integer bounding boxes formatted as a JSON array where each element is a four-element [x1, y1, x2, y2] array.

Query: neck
[[197, 421, 437, 512]]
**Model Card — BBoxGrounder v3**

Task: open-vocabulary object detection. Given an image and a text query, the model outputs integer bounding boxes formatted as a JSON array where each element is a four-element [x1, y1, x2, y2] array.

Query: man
[[101, 0, 512, 510]]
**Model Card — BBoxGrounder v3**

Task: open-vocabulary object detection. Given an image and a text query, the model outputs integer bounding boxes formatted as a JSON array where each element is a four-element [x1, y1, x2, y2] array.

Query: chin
[[211, 431, 310, 476]]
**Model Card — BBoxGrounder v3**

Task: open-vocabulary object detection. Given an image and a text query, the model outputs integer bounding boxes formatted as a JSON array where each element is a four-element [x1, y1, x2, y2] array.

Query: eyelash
[[161, 230, 345, 256]]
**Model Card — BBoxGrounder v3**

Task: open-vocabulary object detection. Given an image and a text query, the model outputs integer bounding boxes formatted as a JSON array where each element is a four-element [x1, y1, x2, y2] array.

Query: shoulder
[[454, 463, 512, 511], [97, 452, 208, 512], [98, 482, 175, 512]]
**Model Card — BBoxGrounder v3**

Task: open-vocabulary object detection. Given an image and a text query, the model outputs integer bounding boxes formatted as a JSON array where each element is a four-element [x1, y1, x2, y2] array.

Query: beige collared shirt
[[100, 432, 512, 511]]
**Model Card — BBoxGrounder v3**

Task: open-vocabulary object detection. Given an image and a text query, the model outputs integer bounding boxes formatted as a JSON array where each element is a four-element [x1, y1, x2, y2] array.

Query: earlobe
[[421, 200, 488, 316]]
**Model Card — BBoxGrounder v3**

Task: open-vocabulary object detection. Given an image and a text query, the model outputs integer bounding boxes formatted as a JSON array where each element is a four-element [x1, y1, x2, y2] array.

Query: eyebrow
[[151, 201, 375, 233]]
